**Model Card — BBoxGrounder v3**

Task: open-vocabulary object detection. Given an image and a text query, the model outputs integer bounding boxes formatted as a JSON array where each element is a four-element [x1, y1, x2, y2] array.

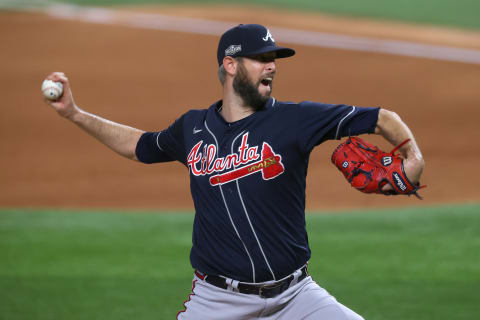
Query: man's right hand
[[43, 72, 79, 120]]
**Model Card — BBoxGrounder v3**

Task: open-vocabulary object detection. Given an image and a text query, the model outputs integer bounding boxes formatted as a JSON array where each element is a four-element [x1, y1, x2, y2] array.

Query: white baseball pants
[[177, 273, 365, 320]]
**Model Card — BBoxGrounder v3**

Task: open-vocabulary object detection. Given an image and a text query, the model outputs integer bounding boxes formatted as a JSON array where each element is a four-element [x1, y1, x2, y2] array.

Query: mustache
[[257, 72, 276, 86], [263, 72, 276, 79]]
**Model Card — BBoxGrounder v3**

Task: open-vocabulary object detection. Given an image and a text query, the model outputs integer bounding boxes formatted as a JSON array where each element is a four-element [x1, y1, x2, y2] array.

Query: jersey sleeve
[[135, 114, 187, 165], [296, 101, 379, 153]]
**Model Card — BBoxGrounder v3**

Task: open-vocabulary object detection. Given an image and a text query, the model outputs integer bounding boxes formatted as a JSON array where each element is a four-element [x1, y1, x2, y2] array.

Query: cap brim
[[274, 47, 296, 59], [243, 46, 296, 59]]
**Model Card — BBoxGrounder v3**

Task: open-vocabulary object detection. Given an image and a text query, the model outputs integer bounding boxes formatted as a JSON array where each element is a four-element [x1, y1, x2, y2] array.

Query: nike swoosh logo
[[193, 127, 202, 134]]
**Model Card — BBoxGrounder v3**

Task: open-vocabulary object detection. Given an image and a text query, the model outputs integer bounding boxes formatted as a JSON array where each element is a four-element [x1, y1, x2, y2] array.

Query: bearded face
[[232, 59, 273, 112]]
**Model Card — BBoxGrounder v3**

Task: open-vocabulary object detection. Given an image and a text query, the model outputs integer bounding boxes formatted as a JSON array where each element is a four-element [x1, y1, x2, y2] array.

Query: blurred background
[[1, 0, 479, 319], [0, 0, 479, 210]]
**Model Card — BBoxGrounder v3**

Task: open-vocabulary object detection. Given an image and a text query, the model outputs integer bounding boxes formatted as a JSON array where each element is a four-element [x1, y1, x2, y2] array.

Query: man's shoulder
[[272, 99, 330, 110], [175, 104, 217, 130], [182, 101, 220, 118], [272, 100, 329, 108], [184, 108, 208, 117], [177, 107, 209, 122]]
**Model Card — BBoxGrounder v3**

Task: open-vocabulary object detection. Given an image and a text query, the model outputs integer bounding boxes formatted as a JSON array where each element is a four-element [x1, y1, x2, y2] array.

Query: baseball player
[[43, 24, 424, 320]]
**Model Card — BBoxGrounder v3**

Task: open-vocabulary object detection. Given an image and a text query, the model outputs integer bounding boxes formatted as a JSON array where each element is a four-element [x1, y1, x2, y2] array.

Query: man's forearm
[[43, 72, 145, 161], [375, 109, 425, 183], [70, 109, 144, 160]]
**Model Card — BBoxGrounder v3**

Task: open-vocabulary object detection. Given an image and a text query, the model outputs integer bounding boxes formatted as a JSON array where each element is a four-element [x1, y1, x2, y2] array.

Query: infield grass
[[48, 0, 480, 30], [1, 204, 479, 319]]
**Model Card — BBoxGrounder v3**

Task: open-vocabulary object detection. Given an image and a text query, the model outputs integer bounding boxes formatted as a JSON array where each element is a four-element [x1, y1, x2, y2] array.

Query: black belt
[[196, 266, 308, 299]]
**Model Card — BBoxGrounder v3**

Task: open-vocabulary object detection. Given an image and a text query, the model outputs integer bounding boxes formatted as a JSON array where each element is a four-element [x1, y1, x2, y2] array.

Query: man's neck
[[220, 90, 255, 123]]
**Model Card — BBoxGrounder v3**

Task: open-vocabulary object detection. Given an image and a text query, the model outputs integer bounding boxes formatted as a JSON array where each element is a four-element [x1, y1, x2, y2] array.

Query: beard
[[233, 61, 271, 112]]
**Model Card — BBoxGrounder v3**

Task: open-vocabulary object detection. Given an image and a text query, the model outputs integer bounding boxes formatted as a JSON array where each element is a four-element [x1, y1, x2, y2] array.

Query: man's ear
[[223, 56, 237, 76]]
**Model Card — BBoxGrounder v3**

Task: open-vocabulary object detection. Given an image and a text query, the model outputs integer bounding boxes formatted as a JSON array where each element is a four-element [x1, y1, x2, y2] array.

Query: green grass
[[50, 0, 480, 30], [1, 204, 479, 319]]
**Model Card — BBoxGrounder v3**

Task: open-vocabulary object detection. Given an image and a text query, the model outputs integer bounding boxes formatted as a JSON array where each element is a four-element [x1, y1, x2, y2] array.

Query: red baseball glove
[[331, 137, 425, 198]]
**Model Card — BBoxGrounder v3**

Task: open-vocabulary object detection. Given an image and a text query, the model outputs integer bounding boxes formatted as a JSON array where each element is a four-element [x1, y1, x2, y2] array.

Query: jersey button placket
[[221, 130, 232, 152], [219, 131, 257, 282]]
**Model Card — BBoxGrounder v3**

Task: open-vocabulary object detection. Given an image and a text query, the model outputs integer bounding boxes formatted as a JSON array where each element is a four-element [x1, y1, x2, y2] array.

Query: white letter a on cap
[[262, 29, 275, 42]]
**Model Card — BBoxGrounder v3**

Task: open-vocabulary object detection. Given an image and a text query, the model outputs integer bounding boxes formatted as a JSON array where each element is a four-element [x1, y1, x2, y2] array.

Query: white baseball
[[42, 79, 63, 101]]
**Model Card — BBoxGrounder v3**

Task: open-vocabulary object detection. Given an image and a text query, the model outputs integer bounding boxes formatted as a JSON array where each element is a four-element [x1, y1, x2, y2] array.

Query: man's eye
[[260, 57, 273, 62], [248, 55, 274, 62]]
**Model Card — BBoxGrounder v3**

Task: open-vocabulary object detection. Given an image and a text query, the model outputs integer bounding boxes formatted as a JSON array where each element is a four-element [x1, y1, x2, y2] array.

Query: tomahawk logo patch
[[186, 133, 284, 186], [392, 172, 407, 191]]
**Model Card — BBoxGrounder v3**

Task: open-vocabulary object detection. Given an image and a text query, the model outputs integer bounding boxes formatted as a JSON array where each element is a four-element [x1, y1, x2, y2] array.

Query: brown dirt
[[1, 6, 479, 211]]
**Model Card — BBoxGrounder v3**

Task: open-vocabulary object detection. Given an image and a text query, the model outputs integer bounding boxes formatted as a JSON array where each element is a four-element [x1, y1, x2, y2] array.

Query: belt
[[195, 266, 308, 299]]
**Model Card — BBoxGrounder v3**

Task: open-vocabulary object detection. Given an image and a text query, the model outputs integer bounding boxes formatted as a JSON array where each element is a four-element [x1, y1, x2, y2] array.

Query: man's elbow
[[405, 155, 425, 184], [127, 131, 144, 161], [126, 152, 140, 161], [375, 109, 401, 134]]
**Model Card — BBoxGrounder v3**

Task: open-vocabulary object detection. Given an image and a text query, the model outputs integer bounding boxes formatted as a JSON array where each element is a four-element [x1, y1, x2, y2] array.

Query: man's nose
[[265, 61, 276, 72]]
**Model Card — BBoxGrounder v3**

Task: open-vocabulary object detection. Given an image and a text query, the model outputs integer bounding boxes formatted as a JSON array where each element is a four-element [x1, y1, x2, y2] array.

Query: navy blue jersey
[[136, 98, 379, 283]]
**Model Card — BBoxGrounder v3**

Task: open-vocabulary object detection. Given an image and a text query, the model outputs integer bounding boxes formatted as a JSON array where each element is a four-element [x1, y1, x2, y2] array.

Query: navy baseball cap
[[217, 24, 295, 66]]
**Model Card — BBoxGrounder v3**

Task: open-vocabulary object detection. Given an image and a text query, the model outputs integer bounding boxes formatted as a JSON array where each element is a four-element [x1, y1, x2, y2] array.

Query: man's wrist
[[404, 157, 425, 184], [67, 106, 83, 123]]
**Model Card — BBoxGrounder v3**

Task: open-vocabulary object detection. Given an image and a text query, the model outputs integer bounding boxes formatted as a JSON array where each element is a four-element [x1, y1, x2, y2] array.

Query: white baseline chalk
[[44, 4, 480, 65]]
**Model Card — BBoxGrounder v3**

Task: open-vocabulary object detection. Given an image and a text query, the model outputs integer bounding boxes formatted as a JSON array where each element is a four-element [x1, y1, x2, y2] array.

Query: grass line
[[1, 204, 479, 319], [31, 0, 480, 30]]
